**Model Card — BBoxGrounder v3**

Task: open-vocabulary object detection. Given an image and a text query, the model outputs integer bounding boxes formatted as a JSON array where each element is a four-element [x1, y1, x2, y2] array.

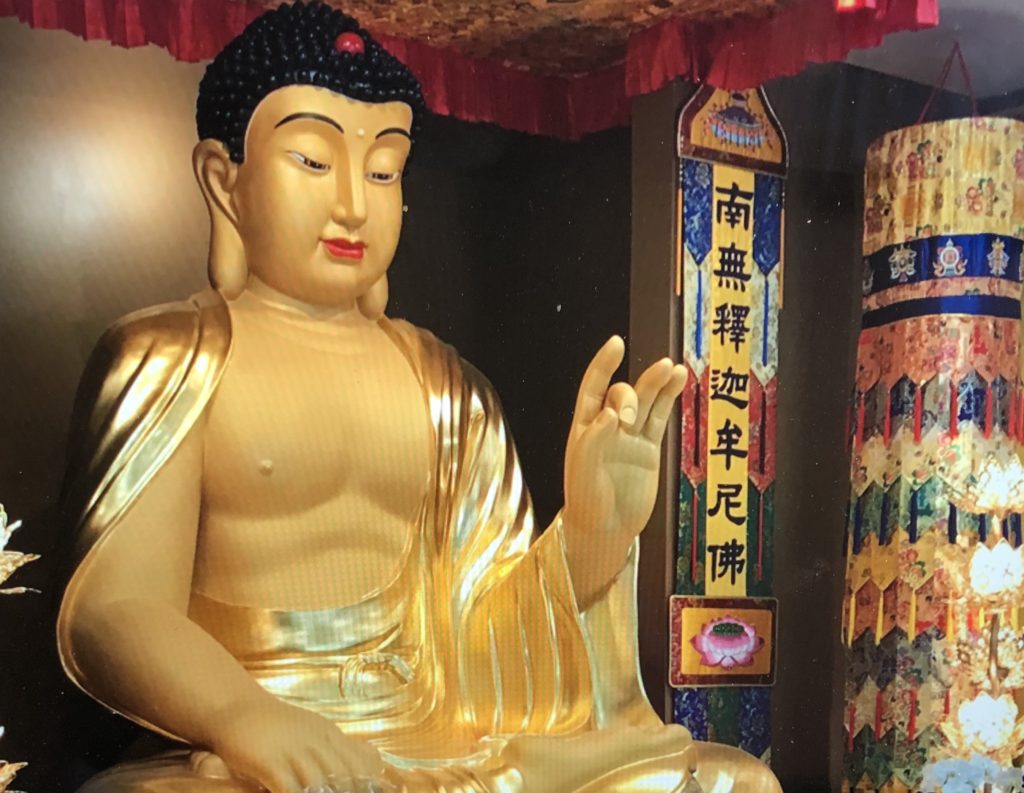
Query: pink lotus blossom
[[691, 616, 765, 669]]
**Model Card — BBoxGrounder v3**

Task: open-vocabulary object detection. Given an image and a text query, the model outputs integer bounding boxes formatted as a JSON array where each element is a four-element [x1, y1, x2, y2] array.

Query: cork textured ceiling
[[295, 0, 789, 74]]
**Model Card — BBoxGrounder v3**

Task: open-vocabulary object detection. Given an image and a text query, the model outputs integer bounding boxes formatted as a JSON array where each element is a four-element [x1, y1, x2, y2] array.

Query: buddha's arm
[[62, 422, 385, 791], [445, 353, 660, 736], [62, 421, 274, 747]]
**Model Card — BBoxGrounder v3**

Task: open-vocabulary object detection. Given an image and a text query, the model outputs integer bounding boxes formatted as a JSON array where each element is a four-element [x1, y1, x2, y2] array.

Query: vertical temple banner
[[705, 164, 755, 599], [671, 86, 786, 762]]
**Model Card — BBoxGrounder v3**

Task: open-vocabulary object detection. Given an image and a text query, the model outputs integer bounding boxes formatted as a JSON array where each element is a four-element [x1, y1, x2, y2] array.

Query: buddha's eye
[[367, 171, 399, 185], [288, 151, 330, 172]]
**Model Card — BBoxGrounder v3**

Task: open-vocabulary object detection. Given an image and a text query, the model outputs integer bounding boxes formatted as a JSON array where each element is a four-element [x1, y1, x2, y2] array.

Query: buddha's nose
[[332, 169, 368, 229]]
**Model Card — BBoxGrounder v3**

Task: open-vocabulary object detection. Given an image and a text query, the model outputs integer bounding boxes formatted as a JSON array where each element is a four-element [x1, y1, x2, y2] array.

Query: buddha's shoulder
[[383, 317, 498, 398], [91, 291, 228, 360], [77, 291, 229, 404], [384, 316, 450, 357], [385, 317, 481, 368]]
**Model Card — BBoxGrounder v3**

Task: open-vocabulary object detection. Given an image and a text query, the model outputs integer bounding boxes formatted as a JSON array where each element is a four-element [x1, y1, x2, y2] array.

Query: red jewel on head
[[335, 32, 365, 55]]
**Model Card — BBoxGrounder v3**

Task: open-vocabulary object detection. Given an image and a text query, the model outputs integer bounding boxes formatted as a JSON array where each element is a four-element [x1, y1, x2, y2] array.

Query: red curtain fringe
[[0, 0, 938, 139], [627, 0, 938, 97]]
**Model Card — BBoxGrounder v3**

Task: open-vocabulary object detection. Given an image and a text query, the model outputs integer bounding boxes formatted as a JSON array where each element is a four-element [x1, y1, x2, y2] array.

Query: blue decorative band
[[673, 688, 709, 741], [862, 295, 1021, 329], [864, 233, 1022, 297], [753, 173, 783, 275], [739, 687, 772, 759]]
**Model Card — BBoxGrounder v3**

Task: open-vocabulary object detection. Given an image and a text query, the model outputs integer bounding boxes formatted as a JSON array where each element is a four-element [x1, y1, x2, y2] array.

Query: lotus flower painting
[[691, 616, 765, 669], [669, 596, 776, 687]]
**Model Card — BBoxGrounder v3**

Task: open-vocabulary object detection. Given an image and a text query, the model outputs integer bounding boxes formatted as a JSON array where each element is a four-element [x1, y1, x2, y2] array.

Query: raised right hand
[[203, 697, 391, 793]]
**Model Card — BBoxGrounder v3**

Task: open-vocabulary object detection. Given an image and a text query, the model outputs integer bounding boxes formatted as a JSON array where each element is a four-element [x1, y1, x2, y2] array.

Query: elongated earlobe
[[193, 140, 247, 298], [208, 233, 248, 299], [357, 274, 389, 320]]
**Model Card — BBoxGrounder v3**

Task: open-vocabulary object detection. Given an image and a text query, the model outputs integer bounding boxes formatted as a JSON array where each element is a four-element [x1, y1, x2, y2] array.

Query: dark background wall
[[0, 14, 985, 791]]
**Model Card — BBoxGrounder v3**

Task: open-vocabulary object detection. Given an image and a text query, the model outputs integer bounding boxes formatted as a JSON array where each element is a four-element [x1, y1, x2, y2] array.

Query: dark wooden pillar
[[629, 79, 692, 720]]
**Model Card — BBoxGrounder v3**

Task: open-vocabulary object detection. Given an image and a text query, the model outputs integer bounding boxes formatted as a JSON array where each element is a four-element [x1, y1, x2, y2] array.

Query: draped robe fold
[[56, 290, 777, 793]]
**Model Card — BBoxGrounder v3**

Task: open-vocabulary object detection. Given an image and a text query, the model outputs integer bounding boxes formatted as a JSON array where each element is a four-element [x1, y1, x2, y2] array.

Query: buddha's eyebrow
[[376, 127, 412, 140], [275, 113, 344, 134]]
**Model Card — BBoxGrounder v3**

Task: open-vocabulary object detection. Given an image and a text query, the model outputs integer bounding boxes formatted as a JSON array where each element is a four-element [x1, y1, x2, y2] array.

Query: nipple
[[258, 459, 274, 476]]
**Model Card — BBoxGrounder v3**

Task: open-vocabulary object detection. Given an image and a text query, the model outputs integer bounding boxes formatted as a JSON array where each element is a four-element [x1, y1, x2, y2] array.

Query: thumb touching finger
[[581, 407, 618, 452]]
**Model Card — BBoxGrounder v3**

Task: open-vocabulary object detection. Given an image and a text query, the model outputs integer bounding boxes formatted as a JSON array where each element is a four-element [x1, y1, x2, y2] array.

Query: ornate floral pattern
[[855, 315, 1018, 392], [864, 119, 1024, 258]]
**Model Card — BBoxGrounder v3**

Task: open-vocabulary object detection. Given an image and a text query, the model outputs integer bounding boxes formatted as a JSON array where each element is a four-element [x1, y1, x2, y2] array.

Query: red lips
[[322, 238, 366, 261]]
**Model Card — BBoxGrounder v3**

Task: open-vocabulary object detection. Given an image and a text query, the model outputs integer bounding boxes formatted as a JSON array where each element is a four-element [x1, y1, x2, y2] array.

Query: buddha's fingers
[[577, 407, 619, 461], [302, 744, 350, 790], [190, 751, 235, 779], [628, 358, 674, 435], [291, 750, 328, 788], [573, 336, 625, 429], [642, 365, 687, 443], [604, 382, 638, 427]]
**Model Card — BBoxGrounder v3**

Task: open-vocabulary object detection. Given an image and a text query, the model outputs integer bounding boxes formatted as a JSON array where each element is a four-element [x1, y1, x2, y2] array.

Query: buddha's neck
[[240, 276, 378, 333]]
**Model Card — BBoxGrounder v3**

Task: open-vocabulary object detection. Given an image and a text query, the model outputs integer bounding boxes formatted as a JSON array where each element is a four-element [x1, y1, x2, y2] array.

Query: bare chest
[[202, 318, 433, 520]]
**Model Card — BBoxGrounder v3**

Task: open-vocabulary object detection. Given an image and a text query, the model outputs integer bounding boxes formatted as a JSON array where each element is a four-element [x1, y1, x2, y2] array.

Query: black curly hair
[[196, 1, 425, 163]]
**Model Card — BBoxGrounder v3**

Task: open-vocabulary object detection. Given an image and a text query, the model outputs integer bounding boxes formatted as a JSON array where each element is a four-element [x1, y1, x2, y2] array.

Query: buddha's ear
[[193, 139, 247, 299], [357, 274, 389, 320]]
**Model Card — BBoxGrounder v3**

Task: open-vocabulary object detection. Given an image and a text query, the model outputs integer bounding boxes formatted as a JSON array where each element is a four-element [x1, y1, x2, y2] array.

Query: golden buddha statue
[[56, 4, 783, 792]]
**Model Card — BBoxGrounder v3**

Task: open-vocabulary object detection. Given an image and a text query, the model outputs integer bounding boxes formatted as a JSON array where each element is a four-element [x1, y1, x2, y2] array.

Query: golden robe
[[57, 291, 779, 793]]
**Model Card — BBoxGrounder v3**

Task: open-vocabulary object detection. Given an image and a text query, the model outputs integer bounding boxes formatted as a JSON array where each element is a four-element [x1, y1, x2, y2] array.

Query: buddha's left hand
[[562, 336, 686, 609]]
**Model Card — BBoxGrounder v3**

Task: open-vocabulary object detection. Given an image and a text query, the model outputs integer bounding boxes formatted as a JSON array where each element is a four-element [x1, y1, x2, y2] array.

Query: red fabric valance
[[0, 0, 938, 138]]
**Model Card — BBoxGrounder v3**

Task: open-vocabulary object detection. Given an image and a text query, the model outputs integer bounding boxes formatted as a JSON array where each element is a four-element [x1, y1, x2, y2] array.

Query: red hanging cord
[[690, 489, 699, 584], [908, 689, 918, 740], [917, 41, 979, 124], [1009, 384, 1017, 439]]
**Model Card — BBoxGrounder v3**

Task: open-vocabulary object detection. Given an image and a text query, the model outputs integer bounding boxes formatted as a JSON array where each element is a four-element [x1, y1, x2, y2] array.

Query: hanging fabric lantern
[[843, 117, 1024, 792]]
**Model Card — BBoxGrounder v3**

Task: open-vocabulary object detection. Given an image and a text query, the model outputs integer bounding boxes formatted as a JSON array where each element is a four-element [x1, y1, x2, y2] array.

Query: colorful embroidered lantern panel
[[843, 117, 1024, 793]]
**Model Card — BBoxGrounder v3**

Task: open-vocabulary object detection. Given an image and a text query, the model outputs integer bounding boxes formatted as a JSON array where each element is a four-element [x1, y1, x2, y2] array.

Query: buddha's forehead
[[246, 84, 413, 143]]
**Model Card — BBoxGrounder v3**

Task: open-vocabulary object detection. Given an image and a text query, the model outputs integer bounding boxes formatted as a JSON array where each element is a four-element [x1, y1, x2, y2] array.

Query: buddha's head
[[194, 2, 424, 317]]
